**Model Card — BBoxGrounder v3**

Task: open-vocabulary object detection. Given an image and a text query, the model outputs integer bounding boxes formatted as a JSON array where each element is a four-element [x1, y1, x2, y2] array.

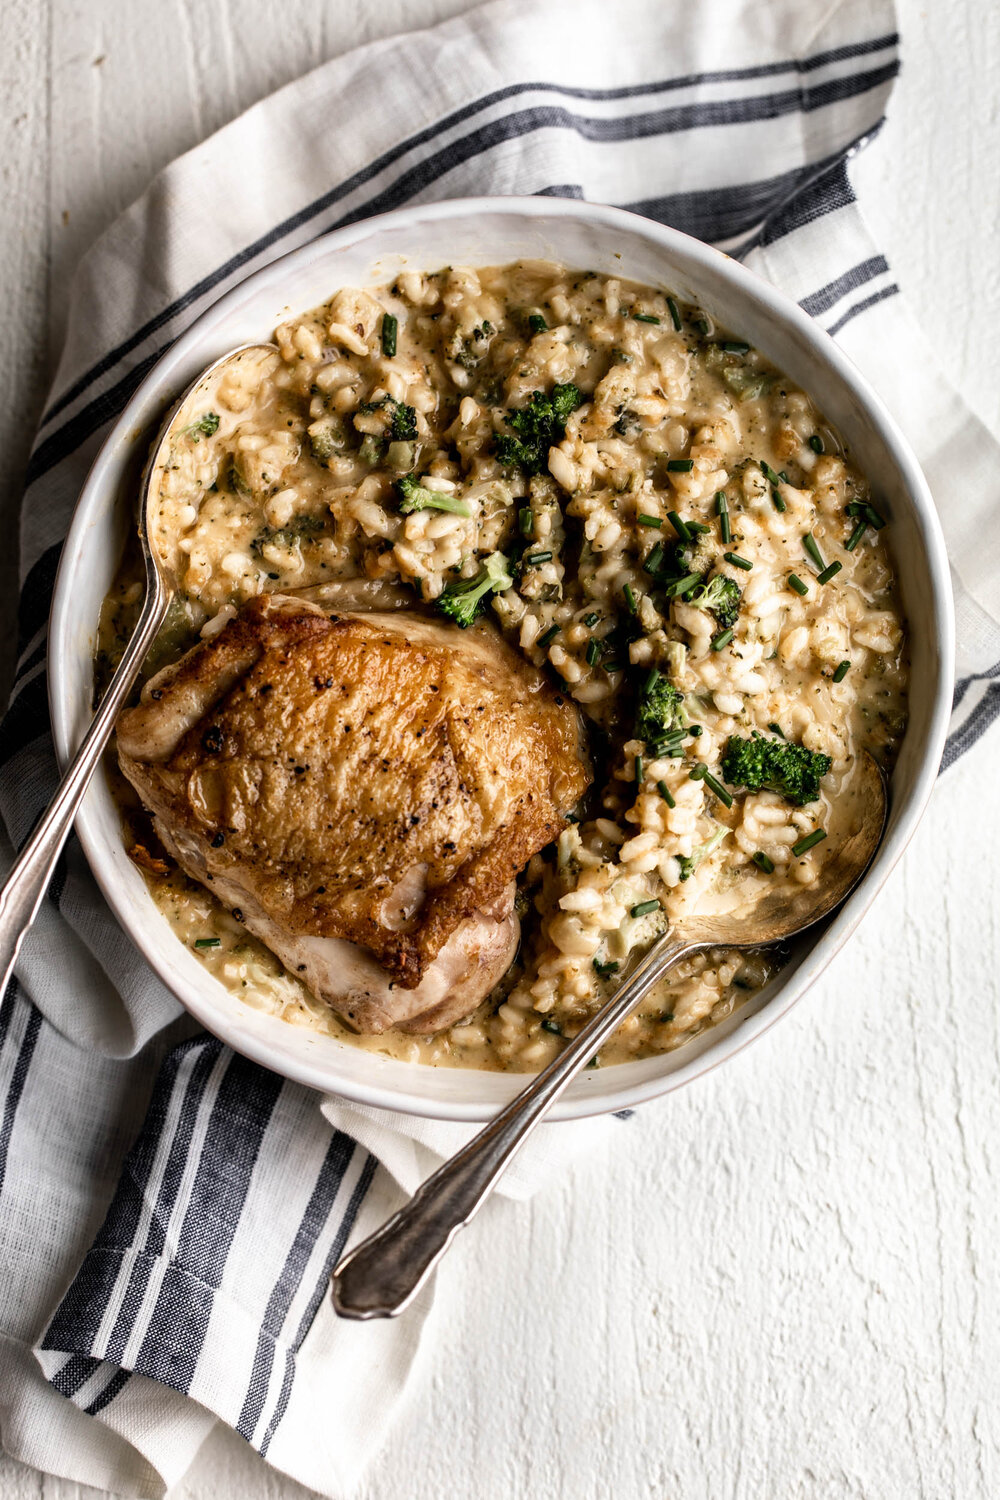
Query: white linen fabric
[[2, 0, 997, 1494]]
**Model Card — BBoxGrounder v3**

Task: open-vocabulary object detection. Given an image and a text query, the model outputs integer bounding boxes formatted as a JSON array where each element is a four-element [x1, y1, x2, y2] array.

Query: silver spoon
[[331, 753, 886, 1319], [0, 344, 278, 1006]]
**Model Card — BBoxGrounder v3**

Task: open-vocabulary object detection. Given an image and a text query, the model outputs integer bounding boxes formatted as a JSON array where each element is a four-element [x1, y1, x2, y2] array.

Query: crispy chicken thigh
[[117, 595, 590, 1033]]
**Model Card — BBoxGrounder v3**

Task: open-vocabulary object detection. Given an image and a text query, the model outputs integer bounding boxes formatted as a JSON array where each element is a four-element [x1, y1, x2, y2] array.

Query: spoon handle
[[0, 584, 169, 1007], [331, 929, 703, 1320]]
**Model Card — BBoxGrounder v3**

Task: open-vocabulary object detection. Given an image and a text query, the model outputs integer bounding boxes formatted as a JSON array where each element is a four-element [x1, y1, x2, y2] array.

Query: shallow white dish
[[49, 196, 953, 1122]]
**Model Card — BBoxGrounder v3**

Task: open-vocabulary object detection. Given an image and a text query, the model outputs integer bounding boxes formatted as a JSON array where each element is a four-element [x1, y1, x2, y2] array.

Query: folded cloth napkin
[[3, 0, 999, 1494]]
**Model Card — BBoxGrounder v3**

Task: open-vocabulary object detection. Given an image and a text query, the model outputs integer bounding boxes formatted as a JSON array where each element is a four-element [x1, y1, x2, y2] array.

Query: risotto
[[100, 260, 908, 1071]]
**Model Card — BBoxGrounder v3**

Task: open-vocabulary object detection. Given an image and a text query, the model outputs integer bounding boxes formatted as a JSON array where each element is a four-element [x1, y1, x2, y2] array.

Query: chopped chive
[[695, 317, 711, 335], [623, 583, 639, 614], [687, 521, 711, 535], [803, 532, 825, 570], [701, 769, 734, 807], [666, 510, 691, 541], [638, 513, 663, 528], [768, 722, 785, 738], [817, 561, 842, 584], [523, 550, 552, 566], [770, 488, 787, 513], [711, 627, 734, 651], [651, 730, 686, 753], [380, 313, 398, 357], [603, 660, 623, 673], [194, 937, 221, 950], [716, 490, 731, 544], [644, 541, 665, 574], [631, 899, 660, 918], [537, 624, 561, 647], [688, 764, 706, 781], [721, 340, 750, 354], [541, 1017, 562, 1034], [752, 851, 776, 874], [761, 463, 781, 486], [518, 506, 533, 536], [528, 313, 548, 334], [845, 519, 867, 551], [808, 434, 824, 454], [689, 725, 703, 737], [847, 500, 886, 530], [593, 959, 618, 980], [635, 755, 644, 785], [644, 667, 661, 693], [662, 571, 703, 599], [788, 573, 809, 596], [585, 638, 601, 666], [778, 470, 790, 484], [832, 660, 851, 683], [666, 296, 682, 330], [657, 779, 676, 808], [792, 829, 827, 857], [724, 551, 753, 571], [667, 458, 694, 472], [583, 611, 600, 626], [632, 312, 661, 324]]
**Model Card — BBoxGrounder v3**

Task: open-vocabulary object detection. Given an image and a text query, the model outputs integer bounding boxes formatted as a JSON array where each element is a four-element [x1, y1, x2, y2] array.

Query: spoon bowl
[[331, 752, 887, 1320], [677, 752, 887, 950], [0, 344, 277, 1006]]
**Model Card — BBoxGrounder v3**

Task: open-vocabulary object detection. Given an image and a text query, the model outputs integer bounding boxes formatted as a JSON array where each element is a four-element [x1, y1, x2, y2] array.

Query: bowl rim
[[48, 193, 955, 1121]]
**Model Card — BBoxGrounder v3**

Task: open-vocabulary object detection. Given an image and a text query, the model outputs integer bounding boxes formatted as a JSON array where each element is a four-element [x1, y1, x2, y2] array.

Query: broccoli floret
[[672, 531, 717, 580], [648, 532, 717, 600], [181, 411, 219, 441], [359, 395, 417, 441], [451, 320, 495, 370], [436, 553, 514, 628], [721, 731, 832, 806], [677, 825, 729, 882], [634, 668, 686, 744], [249, 516, 324, 558], [687, 573, 742, 630], [495, 383, 583, 475], [307, 415, 346, 463], [396, 474, 472, 517]]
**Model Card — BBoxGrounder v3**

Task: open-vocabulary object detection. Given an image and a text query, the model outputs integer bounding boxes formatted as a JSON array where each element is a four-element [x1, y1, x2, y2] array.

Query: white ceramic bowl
[[49, 197, 953, 1122]]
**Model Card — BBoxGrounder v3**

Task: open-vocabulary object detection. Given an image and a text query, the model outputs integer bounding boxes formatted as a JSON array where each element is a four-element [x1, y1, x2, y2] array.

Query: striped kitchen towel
[[2, 0, 999, 1496]]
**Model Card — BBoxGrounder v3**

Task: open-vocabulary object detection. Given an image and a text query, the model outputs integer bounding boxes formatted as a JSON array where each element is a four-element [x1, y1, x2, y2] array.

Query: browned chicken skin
[[117, 595, 590, 1033]]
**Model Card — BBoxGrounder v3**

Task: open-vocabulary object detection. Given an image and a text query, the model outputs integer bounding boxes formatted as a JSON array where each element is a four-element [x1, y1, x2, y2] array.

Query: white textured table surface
[[1, 3, 999, 1498]]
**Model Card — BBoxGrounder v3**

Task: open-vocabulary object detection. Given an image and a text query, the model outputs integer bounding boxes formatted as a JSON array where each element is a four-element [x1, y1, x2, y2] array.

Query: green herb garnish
[[791, 829, 827, 857]]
